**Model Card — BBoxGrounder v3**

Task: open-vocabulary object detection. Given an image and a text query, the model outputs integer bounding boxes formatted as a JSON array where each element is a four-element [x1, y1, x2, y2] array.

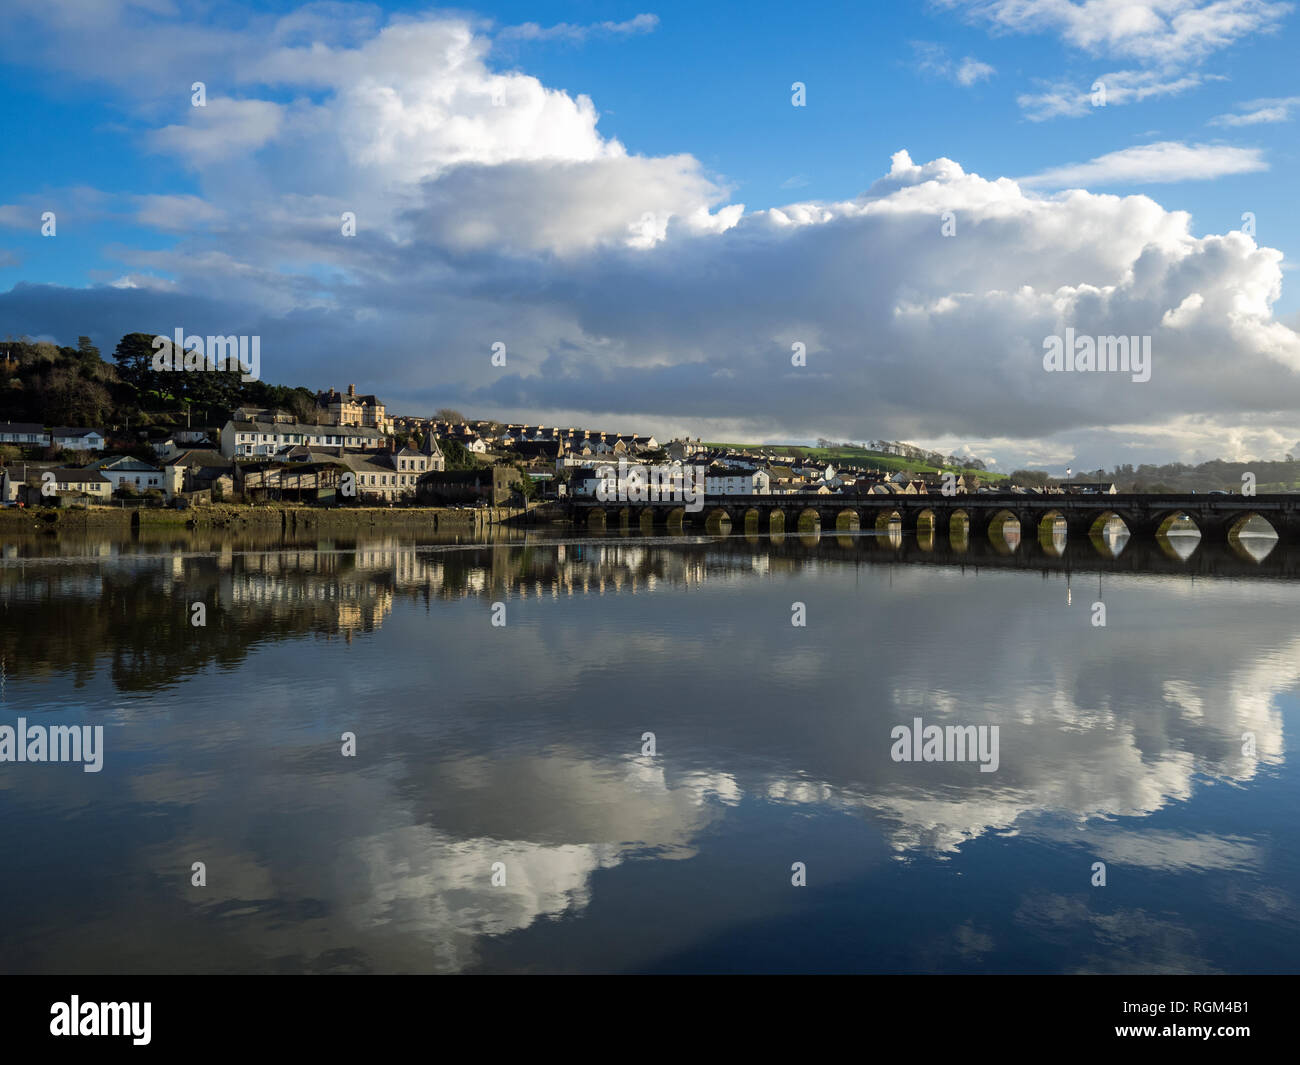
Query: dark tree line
[[1, 332, 317, 440]]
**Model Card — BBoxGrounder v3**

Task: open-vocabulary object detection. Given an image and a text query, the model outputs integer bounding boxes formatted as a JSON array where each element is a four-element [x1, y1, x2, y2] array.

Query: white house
[[50, 428, 106, 452], [0, 422, 47, 447], [220, 419, 385, 458], [94, 457, 164, 492], [705, 466, 771, 495]]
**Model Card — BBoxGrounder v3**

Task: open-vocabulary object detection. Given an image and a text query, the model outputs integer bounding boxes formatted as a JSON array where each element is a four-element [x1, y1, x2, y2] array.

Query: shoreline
[[0, 501, 565, 533]]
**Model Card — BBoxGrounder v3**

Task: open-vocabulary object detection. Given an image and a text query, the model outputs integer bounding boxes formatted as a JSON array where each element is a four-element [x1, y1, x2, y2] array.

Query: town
[[2, 335, 1125, 512], [1, 388, 1118, 510]]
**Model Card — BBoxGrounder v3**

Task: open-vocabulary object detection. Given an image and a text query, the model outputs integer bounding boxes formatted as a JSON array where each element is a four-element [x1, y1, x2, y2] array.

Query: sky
[[1, 0, 1299, 472]]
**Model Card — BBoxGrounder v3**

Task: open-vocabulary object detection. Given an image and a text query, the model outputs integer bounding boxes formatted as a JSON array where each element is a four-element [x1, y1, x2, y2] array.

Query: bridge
[[569, 492, 1300, 544]]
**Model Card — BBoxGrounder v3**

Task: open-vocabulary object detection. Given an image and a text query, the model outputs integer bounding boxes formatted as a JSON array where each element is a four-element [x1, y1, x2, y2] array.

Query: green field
[[701, 443, 1007, 482]]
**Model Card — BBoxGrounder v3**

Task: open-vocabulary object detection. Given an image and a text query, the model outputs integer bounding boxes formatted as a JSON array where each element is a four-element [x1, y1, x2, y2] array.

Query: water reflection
[[1, 526, 1297, 974]]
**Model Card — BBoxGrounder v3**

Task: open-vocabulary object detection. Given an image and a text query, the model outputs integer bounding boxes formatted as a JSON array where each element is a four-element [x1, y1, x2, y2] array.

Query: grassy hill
[[702, 442, 1007, 482]]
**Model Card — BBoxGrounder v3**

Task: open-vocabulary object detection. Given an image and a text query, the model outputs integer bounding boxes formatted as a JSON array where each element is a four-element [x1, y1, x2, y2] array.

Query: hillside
[[702, 442, 1007, 482]]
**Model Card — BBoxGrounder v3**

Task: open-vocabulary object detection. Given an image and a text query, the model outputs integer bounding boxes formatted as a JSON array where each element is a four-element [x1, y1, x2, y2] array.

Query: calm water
[[1, 521, 1298, 973]]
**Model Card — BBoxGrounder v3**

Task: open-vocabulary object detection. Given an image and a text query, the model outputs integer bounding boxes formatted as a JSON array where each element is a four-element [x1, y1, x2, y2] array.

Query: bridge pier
[[966, 511, 994, 542], [1190, 514, 1235, 545], [1063, 514, 1099, 540], [898, 509, 926, 535], [1264, 511, 1300, 545]]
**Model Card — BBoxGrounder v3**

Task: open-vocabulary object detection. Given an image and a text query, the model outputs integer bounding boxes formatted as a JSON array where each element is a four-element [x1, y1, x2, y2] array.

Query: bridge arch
[[703, 507, 733, 534], [1068, 509, 1128, 539], [1226, 511, 1276, 536], [986, 509, 1021, 554], [947, 508, 971, 549], [873, 508, 901, 534], [834, 508, 861, 532], [793, 507, 821, 532], [1024, 507, 1064, 540], [1225, 512, 1279, 561], [911, 507, 939, 534]]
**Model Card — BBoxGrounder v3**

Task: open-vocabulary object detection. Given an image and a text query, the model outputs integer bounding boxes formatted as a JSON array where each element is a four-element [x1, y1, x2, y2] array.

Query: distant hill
[[702, 442, 1007, 482]]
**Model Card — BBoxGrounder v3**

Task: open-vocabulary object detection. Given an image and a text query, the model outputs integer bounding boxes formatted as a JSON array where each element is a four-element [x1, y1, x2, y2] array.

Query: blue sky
[[2, 1, 1299, 470]]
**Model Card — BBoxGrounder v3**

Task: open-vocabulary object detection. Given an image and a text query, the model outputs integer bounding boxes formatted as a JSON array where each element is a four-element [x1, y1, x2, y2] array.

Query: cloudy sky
[[2, 0, 1299, 471]]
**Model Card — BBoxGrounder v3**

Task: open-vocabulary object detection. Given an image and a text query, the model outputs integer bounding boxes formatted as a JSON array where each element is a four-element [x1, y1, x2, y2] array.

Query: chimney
[[347, 384, 356, 398]]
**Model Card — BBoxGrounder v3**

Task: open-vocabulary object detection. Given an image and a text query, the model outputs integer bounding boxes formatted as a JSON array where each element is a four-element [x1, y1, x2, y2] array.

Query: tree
[[438, 437, 476, 469], [113, 333, 162, 394], [436, 408, 467, 423], [76, 336, 101, 372], [515, 465, 538, 500], [288, 391, 317, 422], [38, 365, 113, 427], [1009, 469, 1053, 487]]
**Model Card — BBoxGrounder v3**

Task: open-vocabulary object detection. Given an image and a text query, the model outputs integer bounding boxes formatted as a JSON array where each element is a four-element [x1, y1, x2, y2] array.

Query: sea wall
[[0, 502, 561, 536]]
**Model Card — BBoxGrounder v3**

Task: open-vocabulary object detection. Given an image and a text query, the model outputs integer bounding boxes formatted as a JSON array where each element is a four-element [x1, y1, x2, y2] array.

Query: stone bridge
[[569, 492, 1300, 544]]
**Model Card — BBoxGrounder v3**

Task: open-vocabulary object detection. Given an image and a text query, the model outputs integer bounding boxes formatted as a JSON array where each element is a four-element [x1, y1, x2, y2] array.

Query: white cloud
[[956, 56, 997, 85], [1019, 70, 1214, 120], [1021, 141, 1267, 186], [912, 41, 996, 85], [497, 14, 660, 43], [1210, 95, 1300, 125], [133, 194, 226, 231], [940, 0, 1292, 64], [0, 204, 29, 229], [148, 98, 284, 166], [945, 0, 1291, 121]]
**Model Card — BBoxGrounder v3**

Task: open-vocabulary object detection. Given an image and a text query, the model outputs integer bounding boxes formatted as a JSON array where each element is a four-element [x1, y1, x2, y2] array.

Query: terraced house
[[308, 438, 445, 503], [220, 419, 386, 458]]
